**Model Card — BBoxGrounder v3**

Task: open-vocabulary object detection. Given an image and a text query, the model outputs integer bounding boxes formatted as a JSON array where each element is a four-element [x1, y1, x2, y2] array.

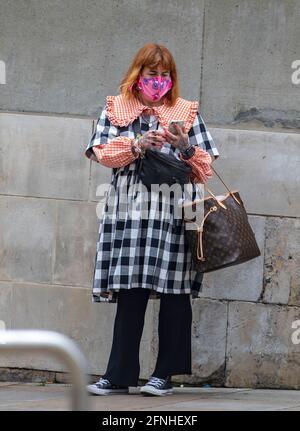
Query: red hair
[[119, 43, 180, 106]]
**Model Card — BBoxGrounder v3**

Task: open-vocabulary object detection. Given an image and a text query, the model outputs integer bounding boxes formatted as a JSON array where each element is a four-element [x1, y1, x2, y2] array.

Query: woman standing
[[85, 43, 219, 396]]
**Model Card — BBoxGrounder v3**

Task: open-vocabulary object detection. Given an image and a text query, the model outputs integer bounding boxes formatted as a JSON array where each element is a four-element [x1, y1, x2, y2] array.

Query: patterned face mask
[[136, 75, 173, 102]]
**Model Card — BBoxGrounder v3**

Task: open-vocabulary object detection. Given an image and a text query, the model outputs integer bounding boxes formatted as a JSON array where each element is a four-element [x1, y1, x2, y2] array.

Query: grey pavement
[[0, 383, 300, 411]]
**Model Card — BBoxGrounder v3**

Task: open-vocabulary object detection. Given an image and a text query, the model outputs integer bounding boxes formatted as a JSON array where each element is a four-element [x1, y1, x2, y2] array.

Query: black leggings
[[102, 287, 193, 387]]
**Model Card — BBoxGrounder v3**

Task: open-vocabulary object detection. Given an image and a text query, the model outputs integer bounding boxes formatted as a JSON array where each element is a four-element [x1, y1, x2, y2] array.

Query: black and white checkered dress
[[85, 104, 220, 303]]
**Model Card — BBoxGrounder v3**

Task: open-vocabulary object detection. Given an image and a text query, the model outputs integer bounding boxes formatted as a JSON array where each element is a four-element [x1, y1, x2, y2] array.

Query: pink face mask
[[136, 75, 173, 102]]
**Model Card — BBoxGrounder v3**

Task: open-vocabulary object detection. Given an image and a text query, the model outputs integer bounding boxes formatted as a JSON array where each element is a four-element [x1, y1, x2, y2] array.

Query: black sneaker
[[140, 376, 173, 396], [87, 377, 129, 395]]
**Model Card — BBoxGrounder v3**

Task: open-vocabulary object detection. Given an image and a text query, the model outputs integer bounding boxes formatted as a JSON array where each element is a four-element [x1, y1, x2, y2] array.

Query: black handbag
[[132, 117, 192, 189]]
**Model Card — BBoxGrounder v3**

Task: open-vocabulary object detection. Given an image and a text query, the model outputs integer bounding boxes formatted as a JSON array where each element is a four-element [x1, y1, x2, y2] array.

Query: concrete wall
[[1, 0, 300, 128], [0, 1, 300, 388]]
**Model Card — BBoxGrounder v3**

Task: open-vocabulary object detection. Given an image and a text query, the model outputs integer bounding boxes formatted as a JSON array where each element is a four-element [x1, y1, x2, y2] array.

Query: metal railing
[[0, 330, 89, 410]]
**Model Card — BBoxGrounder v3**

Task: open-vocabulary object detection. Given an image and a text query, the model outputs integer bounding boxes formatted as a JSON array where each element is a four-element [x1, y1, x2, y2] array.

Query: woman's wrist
[[180, 143, 195, 159], [178, 140, 190, 151], [131, 137, 146, 158], [130, 138, 140, 157]]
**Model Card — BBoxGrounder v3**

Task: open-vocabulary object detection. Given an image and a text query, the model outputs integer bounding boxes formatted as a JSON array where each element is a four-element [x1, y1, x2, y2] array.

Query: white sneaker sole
[[140, 385, 173, 396], [87, 385, 129, 396]]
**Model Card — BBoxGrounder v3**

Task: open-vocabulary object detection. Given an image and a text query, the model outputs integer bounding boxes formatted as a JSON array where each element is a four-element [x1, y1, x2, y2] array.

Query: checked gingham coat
[[85, 94, 220, 303]]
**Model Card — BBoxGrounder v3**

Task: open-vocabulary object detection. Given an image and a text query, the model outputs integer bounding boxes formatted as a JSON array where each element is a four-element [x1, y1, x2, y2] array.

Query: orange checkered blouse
[[85, 94, 219, 183]]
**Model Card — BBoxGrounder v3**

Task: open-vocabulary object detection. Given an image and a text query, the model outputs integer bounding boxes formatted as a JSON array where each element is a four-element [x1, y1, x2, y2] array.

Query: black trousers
[[102, 287, 193, 387]]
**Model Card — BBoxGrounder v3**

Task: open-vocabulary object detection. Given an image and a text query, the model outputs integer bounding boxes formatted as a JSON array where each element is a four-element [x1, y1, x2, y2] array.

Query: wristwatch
[[180, 144, 195, 159]]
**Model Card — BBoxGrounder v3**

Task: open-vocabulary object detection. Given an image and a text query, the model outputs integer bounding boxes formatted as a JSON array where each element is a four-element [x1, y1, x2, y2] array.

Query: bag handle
[[206, 164, 242, 206], [182, 163, 241, 210]]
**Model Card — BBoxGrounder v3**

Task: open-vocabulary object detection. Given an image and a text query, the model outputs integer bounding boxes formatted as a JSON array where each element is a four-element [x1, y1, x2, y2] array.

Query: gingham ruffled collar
[[105, 94, 199, 133]]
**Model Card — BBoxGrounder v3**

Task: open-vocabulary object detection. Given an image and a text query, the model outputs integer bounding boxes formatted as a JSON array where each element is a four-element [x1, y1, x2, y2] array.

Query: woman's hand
[[163, 124, 190, 151], [138, 130, 165, 151]]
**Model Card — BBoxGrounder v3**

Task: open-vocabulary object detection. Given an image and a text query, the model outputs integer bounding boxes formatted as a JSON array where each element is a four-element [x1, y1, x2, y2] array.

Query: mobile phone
[[168, 120, 185, 134]]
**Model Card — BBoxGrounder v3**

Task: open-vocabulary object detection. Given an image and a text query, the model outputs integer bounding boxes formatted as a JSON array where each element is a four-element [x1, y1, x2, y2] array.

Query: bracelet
[[131, 137, 146, 158], [130, 138, 140, 157]]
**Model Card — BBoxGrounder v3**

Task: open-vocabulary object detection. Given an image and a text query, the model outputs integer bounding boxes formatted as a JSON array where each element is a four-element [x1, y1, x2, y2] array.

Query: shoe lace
[[97, 377, 110, 385], [148, 376, 167, 387]]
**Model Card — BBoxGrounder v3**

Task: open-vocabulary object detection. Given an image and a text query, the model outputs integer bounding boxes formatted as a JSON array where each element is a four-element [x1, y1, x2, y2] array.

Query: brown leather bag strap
[[204, 165, 241, 206], [181, 161, 242, 209], [210, 165, 232, 194]]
